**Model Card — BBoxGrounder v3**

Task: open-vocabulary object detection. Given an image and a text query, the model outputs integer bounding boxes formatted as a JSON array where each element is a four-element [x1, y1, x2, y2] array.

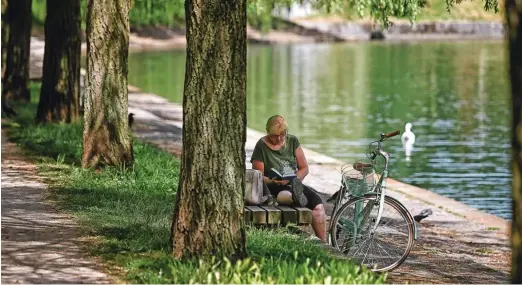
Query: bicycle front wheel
[[330, 194, 415, 272]]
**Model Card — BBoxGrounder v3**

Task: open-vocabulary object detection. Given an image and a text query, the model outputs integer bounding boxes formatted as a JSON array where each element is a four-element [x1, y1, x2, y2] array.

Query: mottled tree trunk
[[36, 0, 81, 123], [507, 0, 522, 282], [82, 0, 133, 169], [2, 0, 32, 103], [170, 0, 247, 259]]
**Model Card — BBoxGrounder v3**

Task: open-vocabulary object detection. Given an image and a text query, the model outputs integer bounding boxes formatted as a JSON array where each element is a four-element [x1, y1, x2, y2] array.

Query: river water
[[127, 40, 511, 219]]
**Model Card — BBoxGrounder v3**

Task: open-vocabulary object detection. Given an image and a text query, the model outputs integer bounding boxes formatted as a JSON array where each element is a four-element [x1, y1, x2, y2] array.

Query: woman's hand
[[273, 179, 289, 186]]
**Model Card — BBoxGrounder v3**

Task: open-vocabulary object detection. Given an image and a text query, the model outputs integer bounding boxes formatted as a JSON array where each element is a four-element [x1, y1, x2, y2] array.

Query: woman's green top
[[250, 135, 301, 178]]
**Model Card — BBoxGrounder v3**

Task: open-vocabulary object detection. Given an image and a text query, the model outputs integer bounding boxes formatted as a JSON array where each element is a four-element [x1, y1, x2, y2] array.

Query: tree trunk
[[1, 0, 15, 117], [2, 0, 32, 103], [507, 0, 522, 282], [170, 0, 247, 259], [36, 0, 81, 123], [2, 0, 8, 80], [81, 0, 133, 169]]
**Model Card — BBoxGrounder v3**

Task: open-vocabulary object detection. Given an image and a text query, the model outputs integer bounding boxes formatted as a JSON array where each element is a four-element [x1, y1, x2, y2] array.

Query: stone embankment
[[295, 19, 504, 41]]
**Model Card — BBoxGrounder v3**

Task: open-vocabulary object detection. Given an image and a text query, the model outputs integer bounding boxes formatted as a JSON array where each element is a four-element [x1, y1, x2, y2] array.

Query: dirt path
[[1, 131, 114, 284]]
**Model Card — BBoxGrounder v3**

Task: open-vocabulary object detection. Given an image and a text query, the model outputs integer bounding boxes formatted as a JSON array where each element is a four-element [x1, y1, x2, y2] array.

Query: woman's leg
[[311, 204, 326, 242], [303, 186, 326, 242]]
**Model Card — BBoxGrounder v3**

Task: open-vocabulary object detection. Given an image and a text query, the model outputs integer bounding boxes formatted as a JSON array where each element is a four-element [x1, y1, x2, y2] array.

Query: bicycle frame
[[329, 132, 418, 244], [370, 141, 390, 232]]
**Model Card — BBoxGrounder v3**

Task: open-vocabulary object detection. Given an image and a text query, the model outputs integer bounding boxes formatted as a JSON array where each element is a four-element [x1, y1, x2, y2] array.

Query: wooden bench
[[244, 205, 313, 225]]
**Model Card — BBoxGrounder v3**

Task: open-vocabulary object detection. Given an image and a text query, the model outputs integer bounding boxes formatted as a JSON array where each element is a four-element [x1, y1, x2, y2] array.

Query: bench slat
[[246, 206, 266, 224], [293, 206, 313, 225], [244, 207, 252, 223], [259, 206, 281, 225], [244, 205, 312, 226], [275, 205, 298, 225]]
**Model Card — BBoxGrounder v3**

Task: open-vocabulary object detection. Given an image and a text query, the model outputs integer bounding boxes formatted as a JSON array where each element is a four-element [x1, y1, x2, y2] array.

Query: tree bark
[[2, 0, 32, 103], [170, 0, 248, 259], [36, 0, 81, 123], [1, 0, 15, 117], [82, 0, 133, 169], [507, 0, 522, 282], [1, 0, 8, 80]]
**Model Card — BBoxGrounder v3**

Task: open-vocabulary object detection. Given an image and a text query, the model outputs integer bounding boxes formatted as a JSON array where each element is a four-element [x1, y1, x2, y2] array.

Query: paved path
[[1, 131, 114, 284]]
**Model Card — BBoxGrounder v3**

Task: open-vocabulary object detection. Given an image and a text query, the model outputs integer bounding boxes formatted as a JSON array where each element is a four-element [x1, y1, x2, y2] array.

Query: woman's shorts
[[268, 183, 323, 210]]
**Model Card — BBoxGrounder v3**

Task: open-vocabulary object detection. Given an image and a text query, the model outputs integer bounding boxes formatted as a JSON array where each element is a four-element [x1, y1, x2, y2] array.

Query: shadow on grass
[[3, 82, 384, 284]]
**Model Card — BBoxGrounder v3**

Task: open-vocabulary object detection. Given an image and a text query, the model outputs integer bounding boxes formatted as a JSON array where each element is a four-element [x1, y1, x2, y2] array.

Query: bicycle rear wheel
[[330, 194, 415, 272]]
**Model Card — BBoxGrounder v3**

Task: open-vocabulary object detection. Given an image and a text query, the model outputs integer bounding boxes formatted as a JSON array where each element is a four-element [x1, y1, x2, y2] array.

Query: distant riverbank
[[30, 18, 504, 56], [115, 19, 507, 47], [295, 19, 504, 41]]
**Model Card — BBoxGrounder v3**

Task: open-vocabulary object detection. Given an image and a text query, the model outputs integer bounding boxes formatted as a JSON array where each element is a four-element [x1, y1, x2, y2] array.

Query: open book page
[[269, 168, 297, 181]]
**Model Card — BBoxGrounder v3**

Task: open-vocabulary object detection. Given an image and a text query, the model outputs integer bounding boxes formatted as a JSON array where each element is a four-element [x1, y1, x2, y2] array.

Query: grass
[[475, 248, 495, 254], [2, 82, 385, 284], [486, 227, 500, 231]]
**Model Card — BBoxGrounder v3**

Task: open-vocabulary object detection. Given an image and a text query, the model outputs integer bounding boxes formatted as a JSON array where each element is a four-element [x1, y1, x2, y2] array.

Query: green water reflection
[[128, 40, 511, 219]]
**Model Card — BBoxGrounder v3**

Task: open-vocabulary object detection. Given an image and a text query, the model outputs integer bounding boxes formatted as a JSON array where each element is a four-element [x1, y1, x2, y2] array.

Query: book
[[268, 168, 297, 181]]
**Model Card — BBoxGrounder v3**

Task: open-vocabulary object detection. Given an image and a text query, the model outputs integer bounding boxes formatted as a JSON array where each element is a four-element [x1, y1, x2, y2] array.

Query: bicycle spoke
[[361, 235, 374, 266], [375, 238, 398, 258], [349, 235, 371, 257]]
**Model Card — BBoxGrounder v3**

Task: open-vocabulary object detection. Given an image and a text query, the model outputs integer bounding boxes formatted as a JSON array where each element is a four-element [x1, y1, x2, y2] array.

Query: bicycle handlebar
[[369, 130, 400, 162], [384, 130, 400, 138]]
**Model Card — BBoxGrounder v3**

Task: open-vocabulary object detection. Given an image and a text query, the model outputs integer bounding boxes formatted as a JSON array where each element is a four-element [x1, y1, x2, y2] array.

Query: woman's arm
[[252, 160, 287, 186], [252, 160, 273, 185], [295, 146, 309, 182]]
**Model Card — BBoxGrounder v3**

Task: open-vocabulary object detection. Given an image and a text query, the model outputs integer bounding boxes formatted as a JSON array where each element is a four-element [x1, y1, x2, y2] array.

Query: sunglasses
[[268, 133, 286, 140]]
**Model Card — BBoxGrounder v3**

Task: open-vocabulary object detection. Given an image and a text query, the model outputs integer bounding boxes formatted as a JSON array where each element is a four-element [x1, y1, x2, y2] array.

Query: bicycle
[[327, 130, 418, 272]]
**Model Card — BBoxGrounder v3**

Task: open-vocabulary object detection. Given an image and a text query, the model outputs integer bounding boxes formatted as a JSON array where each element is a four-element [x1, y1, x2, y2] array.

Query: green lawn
[[2, 82, 385, 284]]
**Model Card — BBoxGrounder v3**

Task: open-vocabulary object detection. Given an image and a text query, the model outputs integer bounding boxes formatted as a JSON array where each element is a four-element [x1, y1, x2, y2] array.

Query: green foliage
[[32, 0, 88, 29], [32, 0, 46, 26], [307, 0, 501, 24], [311, 0, 423, 27], [130, 0, 185, 26], [32, 0, 185, 28], [31, 0, 502, 32], [445, 0, 499, 13], [247, 0, 295, 33]]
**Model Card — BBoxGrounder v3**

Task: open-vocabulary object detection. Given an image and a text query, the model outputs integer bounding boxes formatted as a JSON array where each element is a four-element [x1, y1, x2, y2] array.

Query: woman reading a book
[[251, 115, 326, 241]]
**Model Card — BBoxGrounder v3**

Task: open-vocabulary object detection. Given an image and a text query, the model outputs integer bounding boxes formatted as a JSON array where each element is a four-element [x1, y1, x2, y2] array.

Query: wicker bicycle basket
[[341, 162, 376, 197]]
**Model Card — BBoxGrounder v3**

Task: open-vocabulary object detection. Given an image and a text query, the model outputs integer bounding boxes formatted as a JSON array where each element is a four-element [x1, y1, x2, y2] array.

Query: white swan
[[401, 123, 416, 159]]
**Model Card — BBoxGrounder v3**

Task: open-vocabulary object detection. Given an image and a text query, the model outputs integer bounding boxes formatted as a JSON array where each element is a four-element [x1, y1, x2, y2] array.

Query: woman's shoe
[[291, 179, 308, 207]]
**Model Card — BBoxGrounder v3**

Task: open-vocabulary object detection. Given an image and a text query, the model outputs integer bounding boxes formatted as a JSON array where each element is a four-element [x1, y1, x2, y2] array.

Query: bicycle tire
[[330, 194, 415, 272]]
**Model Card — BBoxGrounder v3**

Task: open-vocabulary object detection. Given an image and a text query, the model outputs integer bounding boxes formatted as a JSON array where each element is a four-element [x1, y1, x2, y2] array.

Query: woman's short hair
[[266, 115, 288, 134]]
